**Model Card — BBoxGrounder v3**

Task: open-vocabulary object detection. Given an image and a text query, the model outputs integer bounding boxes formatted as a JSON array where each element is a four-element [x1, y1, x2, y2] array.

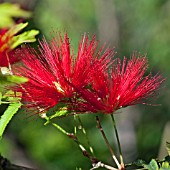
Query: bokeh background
[[0, 0, 170, 169]]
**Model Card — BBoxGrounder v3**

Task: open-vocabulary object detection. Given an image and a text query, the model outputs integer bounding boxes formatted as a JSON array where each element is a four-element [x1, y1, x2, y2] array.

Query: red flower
[[12, 33, 115, 112], [73, 54, 165, 114], [0, 29, 17, 67]]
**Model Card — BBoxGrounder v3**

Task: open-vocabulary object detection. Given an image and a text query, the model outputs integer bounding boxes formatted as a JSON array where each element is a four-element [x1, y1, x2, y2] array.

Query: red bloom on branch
[[73, 54, 165, 114], [0, 29, 17, 67], [13, 33, 115, 112]]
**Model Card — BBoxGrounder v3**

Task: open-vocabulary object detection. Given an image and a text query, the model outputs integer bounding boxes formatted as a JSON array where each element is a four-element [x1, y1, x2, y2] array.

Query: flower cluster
[[12, 33, 164, 115], [75, 55, 164, 114]]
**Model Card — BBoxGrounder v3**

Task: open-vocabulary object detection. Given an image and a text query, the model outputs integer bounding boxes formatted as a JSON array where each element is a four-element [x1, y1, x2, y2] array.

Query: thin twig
[[110, 114, 124, 169], [46, 119, 98, 164], [76, 114, 95, 156], [91, 161, 118, 170], [96, 116, 121, 169], [47, 118, 118, 170]]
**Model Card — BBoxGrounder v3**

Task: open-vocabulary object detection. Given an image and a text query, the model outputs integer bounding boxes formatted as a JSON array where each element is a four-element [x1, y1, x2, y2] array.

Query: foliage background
[[0, 0, 170, 169]]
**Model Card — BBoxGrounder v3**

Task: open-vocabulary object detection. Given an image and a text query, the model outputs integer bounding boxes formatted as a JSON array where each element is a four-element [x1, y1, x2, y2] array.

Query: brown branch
[[96, 116, 121, 169]]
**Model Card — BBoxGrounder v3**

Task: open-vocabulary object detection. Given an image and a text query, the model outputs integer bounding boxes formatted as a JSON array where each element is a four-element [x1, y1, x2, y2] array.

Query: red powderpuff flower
[[0, 29, 17, 67], [73, 53, 165, 114], [12, 33, 115, 112]]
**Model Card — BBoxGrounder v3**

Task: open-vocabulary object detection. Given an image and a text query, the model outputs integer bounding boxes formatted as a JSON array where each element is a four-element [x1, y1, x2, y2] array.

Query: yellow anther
[[53, 81, 65, 94]]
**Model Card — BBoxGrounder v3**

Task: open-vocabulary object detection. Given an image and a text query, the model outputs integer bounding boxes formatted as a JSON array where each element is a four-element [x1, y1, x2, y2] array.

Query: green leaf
[[4, 22, 39, 49], [2, 90, 22, 103], [0, 3, 31, 28], [11, 29, 40, 49], [0, 102, 21, 139], [0, 22, 39, 53], [144, 159, 159, 170], [160, 161, 170, 170], [6, 75, 28, 84], [47, 103, 69, 118], [7, 22, 28, 36], [0, 74, 28, 93], [49, 108, 69, 120], [0, 74, 28, 85], [166, 142, 170, 156]]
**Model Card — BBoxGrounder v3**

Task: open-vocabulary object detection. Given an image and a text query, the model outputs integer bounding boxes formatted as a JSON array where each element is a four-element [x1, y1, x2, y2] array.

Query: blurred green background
[[0, 0, 170, 169]]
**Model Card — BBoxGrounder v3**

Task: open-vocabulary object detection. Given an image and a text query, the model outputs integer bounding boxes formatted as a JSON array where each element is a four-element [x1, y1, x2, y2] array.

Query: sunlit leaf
[[144, 159, 159, 170], [2, 90, 22, 103], [47, 103, 69, 118], [160, 161, 170, 170], [0, 74, 28, 85], [2, 22, 39, 50], [7, 22, 28, 36], [0, 3, 31, 28], [0, 102, 21, 139], [50, 108, 69, 120], [166, 142, 170, 156], [11, 29, 40, 49], [0, 74, 28, 93]]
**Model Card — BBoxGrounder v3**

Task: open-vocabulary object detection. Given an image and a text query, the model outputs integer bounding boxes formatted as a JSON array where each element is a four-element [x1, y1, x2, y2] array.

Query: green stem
[[52, 122, 68, 135], [110, 114, 124, 168], [74, 114, 77, 135]]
